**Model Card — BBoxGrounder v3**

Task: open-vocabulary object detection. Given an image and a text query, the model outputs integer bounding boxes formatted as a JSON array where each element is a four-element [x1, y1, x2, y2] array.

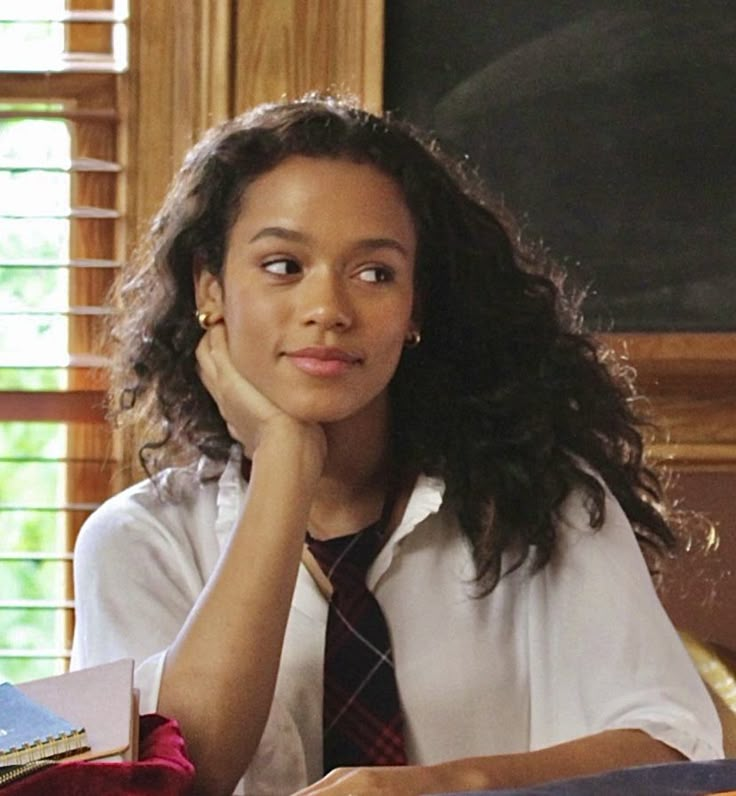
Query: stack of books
[[0, 659, 138, 786]]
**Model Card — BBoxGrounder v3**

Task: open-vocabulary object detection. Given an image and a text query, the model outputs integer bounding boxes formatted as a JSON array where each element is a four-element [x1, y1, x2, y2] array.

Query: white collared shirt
[[71, 448, 723, 794]]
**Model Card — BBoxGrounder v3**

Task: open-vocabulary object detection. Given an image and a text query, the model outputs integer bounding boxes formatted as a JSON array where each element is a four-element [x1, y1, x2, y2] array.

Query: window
[[0, 0, 127, 682]]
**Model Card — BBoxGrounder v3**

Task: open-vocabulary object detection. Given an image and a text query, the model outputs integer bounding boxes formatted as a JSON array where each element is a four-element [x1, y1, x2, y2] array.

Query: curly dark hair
[[110, 93, 676, 593]]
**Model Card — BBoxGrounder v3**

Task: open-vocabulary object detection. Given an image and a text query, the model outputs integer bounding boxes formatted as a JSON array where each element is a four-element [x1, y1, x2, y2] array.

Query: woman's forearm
[[158, 428, 325, 796], [432, 729, 685, 792], [292, 730, 685, 795]]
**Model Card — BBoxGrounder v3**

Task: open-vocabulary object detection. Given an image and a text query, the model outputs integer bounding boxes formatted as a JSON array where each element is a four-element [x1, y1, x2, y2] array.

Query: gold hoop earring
[[195, 310, 211, 330], [404, 329, 421, 348]]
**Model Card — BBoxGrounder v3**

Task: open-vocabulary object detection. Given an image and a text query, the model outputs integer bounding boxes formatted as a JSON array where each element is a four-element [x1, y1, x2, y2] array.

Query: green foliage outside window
[[0, 114, 71, 682]]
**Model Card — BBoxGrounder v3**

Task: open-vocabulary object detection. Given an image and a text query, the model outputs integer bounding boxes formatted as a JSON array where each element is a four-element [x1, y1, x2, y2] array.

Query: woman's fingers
[[196, 323, 277, 451], [289, 765, 440, 796]]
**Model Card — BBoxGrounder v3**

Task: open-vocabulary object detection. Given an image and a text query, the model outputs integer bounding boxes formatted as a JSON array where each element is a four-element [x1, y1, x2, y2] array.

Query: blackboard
[[384, 1, 736, 331]]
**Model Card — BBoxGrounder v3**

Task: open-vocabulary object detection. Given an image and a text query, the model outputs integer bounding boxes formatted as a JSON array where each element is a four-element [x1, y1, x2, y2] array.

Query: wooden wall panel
[[127, 0, 383, 238], [126, 0, 234, 241], [233, 0, 383, 112], [657, 470, 736, 651], [600, 334, 736, 468]]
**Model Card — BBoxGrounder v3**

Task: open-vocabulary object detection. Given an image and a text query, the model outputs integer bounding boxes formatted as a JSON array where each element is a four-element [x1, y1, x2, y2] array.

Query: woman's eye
[[358, 265, 394, 283], [262, 258, 301, 276]]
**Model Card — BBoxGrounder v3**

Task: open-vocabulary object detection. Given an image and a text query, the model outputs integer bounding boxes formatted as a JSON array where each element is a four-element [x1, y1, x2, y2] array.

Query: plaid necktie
[[306, 521, 408, 772]]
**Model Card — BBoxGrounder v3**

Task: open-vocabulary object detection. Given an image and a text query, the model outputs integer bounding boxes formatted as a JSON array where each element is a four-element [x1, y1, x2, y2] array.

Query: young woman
[[70, 96, 722, 796]]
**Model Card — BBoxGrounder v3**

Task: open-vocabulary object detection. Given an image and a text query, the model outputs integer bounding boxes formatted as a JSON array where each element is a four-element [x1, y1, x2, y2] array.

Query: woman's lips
[[286, 347, 362, 377]]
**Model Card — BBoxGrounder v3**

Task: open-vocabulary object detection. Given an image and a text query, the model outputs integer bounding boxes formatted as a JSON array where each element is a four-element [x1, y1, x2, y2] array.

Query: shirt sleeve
[[70, 484, 208, 714], [526, 483, 724, 761], [70, 478, 311, 795]]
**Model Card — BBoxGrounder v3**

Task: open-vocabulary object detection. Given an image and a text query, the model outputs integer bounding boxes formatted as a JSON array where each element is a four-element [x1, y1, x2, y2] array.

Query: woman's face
[[196, 155, 418, 427]]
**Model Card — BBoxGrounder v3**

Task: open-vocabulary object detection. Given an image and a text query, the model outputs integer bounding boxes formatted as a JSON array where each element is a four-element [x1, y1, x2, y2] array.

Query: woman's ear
[[194, 264, 224, 322]]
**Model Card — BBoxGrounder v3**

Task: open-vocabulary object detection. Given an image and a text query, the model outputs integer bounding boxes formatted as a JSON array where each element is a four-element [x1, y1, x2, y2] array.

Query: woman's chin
[[273, 392, 388, 429], [281, 405, 361, 426]]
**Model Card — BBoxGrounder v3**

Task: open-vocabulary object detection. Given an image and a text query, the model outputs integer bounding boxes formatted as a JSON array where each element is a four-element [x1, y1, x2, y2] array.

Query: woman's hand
[[290, 764, 458, 796], [196, 321, 326, 467]]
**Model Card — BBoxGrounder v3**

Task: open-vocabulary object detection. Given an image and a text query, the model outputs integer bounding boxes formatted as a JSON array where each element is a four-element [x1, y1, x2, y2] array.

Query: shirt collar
[[210, 447, 446, 578], [212, 446, 248, 553], [368, 473, 445, 589]]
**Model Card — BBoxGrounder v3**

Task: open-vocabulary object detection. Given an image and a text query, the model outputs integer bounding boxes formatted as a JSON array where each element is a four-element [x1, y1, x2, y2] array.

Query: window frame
[[0, 0, 126, 677]]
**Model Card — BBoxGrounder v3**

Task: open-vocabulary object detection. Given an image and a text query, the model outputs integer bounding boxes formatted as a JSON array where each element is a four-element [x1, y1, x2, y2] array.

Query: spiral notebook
[[0, 682, 88, 767]]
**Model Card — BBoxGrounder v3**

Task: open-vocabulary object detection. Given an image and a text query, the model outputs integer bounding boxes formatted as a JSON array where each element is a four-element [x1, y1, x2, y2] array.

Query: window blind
[[0, 0, 127, 682]]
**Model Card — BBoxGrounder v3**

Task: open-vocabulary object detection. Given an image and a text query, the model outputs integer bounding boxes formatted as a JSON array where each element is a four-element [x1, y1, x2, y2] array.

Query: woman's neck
[[308, 398, 397, 540]]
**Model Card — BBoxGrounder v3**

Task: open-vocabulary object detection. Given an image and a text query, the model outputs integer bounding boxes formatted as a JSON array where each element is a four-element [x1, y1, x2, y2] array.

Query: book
[[0, 682, 89, 767], [17, 658, 138, 764]]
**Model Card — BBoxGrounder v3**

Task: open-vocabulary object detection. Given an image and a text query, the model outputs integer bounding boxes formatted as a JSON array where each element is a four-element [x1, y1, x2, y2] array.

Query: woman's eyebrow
[[249, 226, 309, 244], [249, 227, 411, 258], [355, 237, 411, 258]]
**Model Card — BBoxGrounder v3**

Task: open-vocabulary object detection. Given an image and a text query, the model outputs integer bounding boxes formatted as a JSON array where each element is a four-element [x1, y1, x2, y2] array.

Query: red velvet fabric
[[2, 714, 196, 795]]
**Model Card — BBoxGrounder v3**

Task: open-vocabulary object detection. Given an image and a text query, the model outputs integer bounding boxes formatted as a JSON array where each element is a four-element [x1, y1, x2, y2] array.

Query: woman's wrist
[[426, 757, 497, 793], [252, 415, 327, 480]]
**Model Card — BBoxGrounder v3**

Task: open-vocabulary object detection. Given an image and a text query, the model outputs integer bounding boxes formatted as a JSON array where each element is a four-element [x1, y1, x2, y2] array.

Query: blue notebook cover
[[0, 681, 88, 767]]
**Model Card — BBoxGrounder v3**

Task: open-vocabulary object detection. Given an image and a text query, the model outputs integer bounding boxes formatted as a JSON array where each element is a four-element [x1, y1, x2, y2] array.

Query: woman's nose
[[300, 270, 353, 331]]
